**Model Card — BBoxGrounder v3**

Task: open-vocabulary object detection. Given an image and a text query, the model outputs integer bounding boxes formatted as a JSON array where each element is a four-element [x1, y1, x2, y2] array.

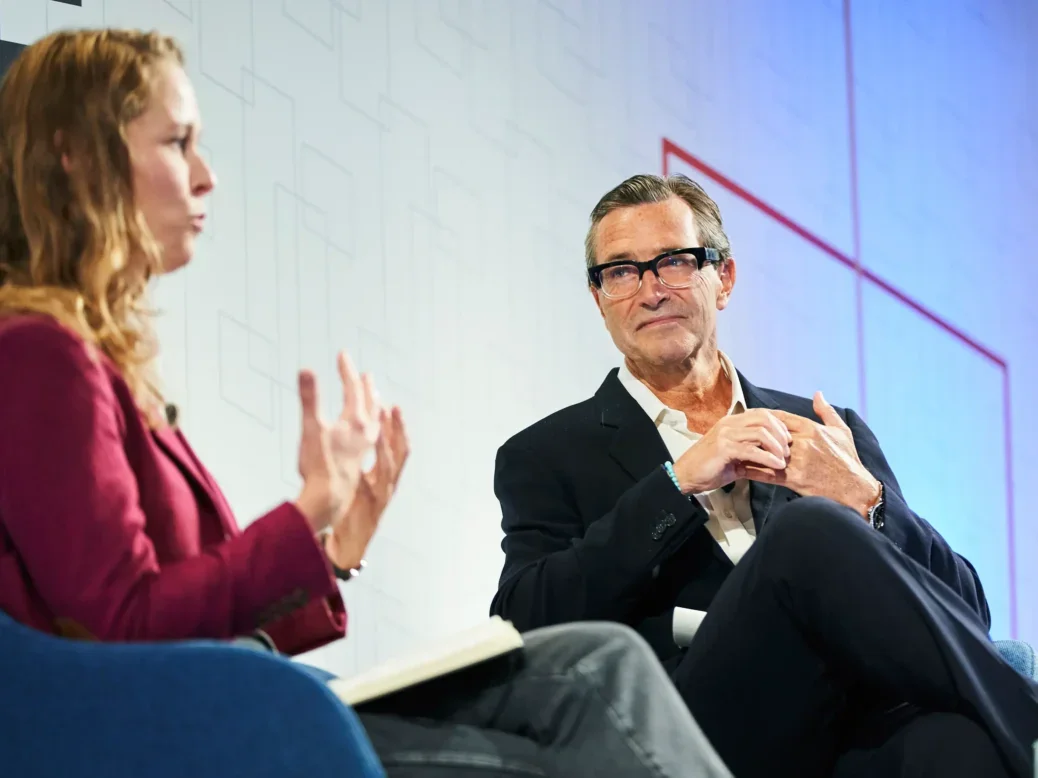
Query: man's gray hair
[[584, 174, 732, 271]]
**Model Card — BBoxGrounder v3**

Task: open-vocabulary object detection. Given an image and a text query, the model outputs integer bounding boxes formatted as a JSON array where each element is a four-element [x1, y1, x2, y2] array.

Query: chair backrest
[[994, 639, 1037, 680], [0, 606, 46, 649], [0, 608, 386, 778]]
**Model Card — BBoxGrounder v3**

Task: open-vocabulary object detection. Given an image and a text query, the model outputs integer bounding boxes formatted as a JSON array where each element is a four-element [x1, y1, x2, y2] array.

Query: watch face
[[869, 500, 885, 530]]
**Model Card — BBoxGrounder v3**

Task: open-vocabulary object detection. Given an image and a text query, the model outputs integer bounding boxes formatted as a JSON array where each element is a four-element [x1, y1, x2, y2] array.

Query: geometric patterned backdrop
[[2, 0, 1036, 673]]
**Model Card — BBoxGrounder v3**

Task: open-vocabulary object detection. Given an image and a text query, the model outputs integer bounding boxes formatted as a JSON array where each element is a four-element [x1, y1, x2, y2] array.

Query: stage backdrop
[[1, 0, 1035, 672]]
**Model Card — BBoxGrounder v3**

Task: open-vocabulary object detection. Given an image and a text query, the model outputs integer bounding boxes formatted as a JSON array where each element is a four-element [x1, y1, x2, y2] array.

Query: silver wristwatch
[[866, 483, 886, 531], [320, 531, 366, 581]]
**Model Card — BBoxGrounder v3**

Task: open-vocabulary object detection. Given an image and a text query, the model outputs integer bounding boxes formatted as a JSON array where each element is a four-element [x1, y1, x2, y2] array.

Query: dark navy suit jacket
[[490, 368, 989, 666]]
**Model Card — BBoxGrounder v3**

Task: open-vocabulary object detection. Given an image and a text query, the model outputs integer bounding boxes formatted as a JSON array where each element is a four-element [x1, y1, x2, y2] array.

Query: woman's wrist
[[295, 480, 335, 534], [321, 531, 366, 579]]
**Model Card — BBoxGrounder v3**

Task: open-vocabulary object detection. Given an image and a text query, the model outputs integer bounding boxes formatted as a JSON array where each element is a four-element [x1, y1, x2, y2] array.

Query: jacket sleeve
[[0, 320, 345, 651], [490, 439, 707, 644], [844, 407, 991, 628]]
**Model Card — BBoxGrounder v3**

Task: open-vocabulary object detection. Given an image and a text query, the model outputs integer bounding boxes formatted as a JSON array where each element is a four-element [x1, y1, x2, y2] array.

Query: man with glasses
[[489, 174, 1038, 778]]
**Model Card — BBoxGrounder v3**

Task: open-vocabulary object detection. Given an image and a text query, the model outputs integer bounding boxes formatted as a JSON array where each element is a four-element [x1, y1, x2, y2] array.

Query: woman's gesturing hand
[[324, 406, 410, 571], [294, 352, 381, 534]]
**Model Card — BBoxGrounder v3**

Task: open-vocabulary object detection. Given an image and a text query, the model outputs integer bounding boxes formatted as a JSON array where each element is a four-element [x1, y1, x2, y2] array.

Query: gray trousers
[[355, 621, 732, 778]]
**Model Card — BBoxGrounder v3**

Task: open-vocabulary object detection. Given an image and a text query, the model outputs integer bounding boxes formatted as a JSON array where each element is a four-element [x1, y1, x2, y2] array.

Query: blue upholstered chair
[[0, 610, 385, 778], [2, 609, 1034, 778], [994, 639, 1038, 680]]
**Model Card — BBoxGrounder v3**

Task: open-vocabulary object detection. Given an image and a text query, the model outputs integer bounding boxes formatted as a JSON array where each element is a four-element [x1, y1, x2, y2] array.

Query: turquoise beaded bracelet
[[663, 461, 682, 493]]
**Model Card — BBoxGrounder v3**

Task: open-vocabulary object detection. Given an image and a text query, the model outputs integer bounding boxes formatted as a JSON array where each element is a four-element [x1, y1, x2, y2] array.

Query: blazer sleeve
[[844, 407, 991, 628], [0, 320, 345, 650], [489, 439, 707, 640]]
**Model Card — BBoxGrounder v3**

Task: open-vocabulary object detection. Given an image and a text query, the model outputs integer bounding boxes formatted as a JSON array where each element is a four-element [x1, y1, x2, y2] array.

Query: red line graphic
[[662, 122, 1018, 637], [662, 138, 1007, 368]]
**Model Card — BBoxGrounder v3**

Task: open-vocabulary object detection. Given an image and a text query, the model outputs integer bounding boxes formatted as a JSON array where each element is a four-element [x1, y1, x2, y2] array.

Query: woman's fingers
[[362, 373, 381, 423], [372, 411, 395, 488], [338, 352, 382, 445], [337, 351, 361, 422], [366, 408, 409, 501], [298, 369, 320, 426], [388, 407, 410, 476]]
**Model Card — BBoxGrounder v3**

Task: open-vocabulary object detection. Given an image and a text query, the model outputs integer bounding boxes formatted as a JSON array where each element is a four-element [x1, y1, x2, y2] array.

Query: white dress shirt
[[617, 352, 756, 646]]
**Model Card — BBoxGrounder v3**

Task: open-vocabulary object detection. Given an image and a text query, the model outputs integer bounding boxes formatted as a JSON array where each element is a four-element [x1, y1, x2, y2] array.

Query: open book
[[328, 616, 524, 706]]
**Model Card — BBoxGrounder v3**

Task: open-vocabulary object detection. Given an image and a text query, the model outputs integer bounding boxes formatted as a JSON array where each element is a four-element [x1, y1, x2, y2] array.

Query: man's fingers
[[737, 443, 786, 471], [739, 463, 785, 484], [813, 390, 847, 429], [769, 397, 846, 432], [732, 426, 788, 459], [764, 412, 793, 446], [756, 428, 790, 461], [739, 408, 793, 444], [734, 410, 788, 448], [769, 409, 814, 433]]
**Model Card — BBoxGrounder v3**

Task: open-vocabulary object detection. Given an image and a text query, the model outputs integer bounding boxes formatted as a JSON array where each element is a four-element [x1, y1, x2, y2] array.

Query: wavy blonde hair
[[0, 29, 184, 425]]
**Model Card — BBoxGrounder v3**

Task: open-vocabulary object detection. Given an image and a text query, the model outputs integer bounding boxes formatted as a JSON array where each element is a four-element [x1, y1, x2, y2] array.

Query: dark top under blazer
[[490, 368, 990, 666]]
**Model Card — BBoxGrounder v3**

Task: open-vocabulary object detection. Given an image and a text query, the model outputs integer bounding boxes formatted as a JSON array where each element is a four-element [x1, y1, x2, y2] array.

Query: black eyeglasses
[[588, 247, 722, 300]]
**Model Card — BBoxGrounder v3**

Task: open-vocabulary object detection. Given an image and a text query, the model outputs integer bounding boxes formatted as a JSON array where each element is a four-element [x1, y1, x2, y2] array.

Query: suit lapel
[[739, 372, 796, 532], [596, 371, 726, 565], [153, 426, 209, 488], [598, 370, 672, 482], [151, 424, 231, 525], [748, 470, 777, 533]]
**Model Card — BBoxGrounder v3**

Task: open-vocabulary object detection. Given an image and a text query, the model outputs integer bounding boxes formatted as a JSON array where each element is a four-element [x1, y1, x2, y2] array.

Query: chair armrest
[[994, 639, 1037, 680]]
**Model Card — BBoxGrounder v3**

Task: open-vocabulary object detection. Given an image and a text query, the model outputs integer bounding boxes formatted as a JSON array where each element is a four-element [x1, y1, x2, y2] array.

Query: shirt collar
[[617, 352, 746, 428], [724, 353, 747, 415]]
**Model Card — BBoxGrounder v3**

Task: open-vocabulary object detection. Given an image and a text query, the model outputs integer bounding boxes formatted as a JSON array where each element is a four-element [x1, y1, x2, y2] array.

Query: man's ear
[[590, 285, 606, 319], [716, 257, 736, 311]]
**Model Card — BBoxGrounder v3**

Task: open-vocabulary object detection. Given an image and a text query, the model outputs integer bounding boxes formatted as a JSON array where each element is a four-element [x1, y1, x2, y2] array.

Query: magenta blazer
[[0, 315, 346, 655]]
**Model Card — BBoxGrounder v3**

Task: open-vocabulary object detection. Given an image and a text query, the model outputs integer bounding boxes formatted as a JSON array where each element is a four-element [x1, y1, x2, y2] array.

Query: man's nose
[[637, 269, 669, 304]]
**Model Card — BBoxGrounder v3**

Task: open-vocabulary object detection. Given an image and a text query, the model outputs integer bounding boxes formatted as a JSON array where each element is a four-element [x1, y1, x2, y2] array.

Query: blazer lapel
[[153, 426, 206, 484], [151, 423, 225, 515], [597, 370, 672, 482], [596, 371, 724, 566], [152, 424, 241, 538], [739, 373, 797, 532], [739, 373, 801, 535]]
